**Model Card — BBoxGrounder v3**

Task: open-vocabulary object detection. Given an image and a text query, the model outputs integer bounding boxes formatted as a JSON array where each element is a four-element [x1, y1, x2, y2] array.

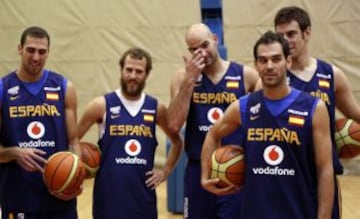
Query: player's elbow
[[167, 121, 183, 134], [169, 134, 183, 149]]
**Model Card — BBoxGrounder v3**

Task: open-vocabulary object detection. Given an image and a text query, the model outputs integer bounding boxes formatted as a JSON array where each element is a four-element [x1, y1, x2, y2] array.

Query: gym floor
[[78, 176, 360, 219]]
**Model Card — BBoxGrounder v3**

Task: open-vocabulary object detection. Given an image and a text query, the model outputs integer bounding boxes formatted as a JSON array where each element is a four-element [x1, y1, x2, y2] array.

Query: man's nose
[[32, 51, 41, 60]]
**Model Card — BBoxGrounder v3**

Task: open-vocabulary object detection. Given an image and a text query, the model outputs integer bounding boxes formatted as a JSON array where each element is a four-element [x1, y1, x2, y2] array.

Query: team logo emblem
[[263, 145, 284, 166], [7, 86, 19, 95], [124, 139, 141, 156], [250, 103, 261, 114], [27, 121, 45, 139], [110, 106, 121, 114], [207, 107, 224, 124], [110, 106, 121, 119]]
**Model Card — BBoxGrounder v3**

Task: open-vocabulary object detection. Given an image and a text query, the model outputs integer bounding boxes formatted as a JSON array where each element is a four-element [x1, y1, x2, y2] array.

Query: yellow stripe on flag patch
[[288, 115, 305, 126], [144, 114, 154, 122], [319, 79, 330, 88], [226, 81, 239, 89], [46, 92, 59, 101]]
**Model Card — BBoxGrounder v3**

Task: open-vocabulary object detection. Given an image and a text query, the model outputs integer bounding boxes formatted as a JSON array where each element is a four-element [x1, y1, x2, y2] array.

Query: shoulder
[[315, 59, 334, 75], [155, 101, 167, 123], [228, 61, 258, 78], [228, 61, 255, 75], [47, 70, 66, 80], [64, 79, 76, 98], [169, 68, 187, 96], [1, 71, 17, 83], [1, 71, 16, 79], [243, 65, 258, 75], [242, 64, 259, 92], [144, 94, 159, 106], [93, 95, 106, 106], [314, 59, 347, 91], [156, 101, 166, 112], [172, 68, 186, 81], [80, 95, 106, 123], [228, 61, 242, 68], [87, 96, 106, 111], [320, 60, 347, 89], [332, 64, 344, 77]]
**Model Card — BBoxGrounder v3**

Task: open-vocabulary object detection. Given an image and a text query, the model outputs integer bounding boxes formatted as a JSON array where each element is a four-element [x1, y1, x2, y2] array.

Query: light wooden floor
[[77, 178, 182, 219], [78, 175, 360, 219]]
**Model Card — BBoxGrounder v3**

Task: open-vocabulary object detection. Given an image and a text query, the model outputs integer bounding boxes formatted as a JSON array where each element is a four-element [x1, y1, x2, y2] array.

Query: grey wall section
[[1, 0, 360, 164]]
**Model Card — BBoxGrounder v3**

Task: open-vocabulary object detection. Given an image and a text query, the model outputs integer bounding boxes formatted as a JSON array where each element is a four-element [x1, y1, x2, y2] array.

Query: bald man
[[167, 23, 259, 219]]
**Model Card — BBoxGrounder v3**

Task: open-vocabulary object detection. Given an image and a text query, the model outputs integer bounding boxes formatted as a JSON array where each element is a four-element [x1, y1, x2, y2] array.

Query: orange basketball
[[335, 118, 360, 159], [209, 145, 245, 188], [79, 141, 101, 178], [43, 151, 86, 195]]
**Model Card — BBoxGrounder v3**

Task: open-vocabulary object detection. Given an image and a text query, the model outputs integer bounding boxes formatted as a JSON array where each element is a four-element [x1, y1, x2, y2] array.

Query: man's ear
[[303, 26, 311, 41], [286, 55, 292, 69], [212, 33, 219, 45], [18, 44, 23, 55]]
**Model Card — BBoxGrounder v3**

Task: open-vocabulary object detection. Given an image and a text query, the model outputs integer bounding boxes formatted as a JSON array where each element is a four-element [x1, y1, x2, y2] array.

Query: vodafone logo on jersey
[[263, 145, 284, 166], [252, 145, 295, 176], [207, 107, 224, 124], [115, 139, 147, 165], [125, 139, 141, 156], [18, 121, 55, 148], [198, 107, 224, 132], [27, 121, 45, 139]]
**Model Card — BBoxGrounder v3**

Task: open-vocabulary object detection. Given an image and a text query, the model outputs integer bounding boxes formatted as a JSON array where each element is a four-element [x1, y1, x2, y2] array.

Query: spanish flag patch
[[143, 114, 154, 122], [288, 115, 305, 127], [319, 79, 330, 89], [46, 92, 59, 101], [226, 81, 239, 89]]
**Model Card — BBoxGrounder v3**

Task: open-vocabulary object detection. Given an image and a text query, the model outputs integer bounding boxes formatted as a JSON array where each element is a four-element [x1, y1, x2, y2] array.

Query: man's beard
[[120, 78, 145, 98]]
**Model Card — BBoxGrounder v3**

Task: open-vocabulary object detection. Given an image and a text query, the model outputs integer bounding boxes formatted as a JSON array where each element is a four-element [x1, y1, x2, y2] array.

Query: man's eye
[[258, 58, 266, 63], [188, 49, 196, 54], [201, 42, 209, 49], [25, 48, 47, 54], [38, 50, 47, 55], [26, 48, 35, 53]]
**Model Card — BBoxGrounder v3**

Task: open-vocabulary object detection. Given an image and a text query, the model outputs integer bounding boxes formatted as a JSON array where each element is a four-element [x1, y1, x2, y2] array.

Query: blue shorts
[[1, 208, 77, 219], [184, 159, 243, 219]]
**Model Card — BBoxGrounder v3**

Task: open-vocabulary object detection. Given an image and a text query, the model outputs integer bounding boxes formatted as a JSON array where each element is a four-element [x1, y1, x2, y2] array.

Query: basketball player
[[0, 26, 81, 218], [272, 7, 360, 218], [167, 23, 259, 219], [77, 47, 183, 219], [201, 31, 335, 219]]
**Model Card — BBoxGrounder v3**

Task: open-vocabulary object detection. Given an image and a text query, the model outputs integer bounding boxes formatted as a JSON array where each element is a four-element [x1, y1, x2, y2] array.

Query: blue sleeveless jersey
[[94, 92, 158, 219], [287, 59, 342, 174], [185, 62, 246, 159], [0, 71, 75, 212], [240, 90, 319, 219]]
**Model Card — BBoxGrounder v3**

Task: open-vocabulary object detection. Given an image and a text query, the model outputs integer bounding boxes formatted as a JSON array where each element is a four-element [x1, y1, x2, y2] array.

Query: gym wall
[[1, 0, 359, 165]]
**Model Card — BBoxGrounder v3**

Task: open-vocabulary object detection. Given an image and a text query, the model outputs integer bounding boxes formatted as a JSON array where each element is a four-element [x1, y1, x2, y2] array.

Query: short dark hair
[[253, 31, 290, 60], [20, 26, 50, 47], [119, 47, 152, 73], [274, 6, 311, 32]]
